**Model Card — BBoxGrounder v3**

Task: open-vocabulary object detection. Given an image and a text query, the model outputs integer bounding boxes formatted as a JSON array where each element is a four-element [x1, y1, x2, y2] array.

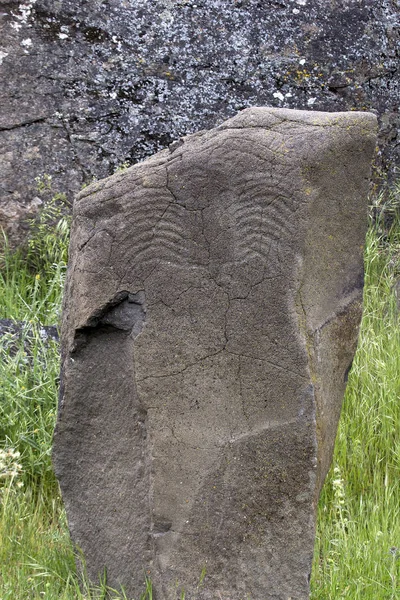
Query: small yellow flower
[[35, 273, 41, 280]]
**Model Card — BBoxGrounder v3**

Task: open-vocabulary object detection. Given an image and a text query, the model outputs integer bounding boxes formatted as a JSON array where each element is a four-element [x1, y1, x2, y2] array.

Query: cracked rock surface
[[0, 0, 398, 245], [53, 107, 377, 599]]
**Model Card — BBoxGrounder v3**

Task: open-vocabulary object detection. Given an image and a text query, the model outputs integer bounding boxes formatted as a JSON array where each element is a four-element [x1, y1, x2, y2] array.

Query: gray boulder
[[0, 0, 397, 244], [0, 319, 59, 356], [54, 107, 377, 599]]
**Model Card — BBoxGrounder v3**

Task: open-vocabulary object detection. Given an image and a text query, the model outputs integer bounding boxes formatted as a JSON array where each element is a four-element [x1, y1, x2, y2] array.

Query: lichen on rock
[[0, 0, 398, 243]]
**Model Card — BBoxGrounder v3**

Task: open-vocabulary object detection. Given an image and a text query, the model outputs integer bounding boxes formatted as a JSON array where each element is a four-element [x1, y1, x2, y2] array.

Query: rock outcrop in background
[[0, 0, 398, 244], [54, 107, 377, 599]]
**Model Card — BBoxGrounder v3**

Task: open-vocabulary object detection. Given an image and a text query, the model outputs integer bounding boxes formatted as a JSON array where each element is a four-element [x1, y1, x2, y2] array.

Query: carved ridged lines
[[117, 165, 297, 273], [124, 189, 187, 271], [233, 177, 296, 263], [152, 203, 187, 262]]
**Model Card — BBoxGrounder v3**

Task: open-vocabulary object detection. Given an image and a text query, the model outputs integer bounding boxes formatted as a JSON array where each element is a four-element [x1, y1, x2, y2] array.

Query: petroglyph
[[54, 108, 377, 599]]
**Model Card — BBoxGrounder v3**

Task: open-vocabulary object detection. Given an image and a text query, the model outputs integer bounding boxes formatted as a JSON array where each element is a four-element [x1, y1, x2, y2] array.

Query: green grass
[[0, 195, 399, 598], [311, 223, 400, 599]]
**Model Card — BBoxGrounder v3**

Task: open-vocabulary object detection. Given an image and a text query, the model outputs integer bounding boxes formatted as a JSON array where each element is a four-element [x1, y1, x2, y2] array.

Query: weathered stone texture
[[0, 0, 398, 243], [54, 107, 377, 599]]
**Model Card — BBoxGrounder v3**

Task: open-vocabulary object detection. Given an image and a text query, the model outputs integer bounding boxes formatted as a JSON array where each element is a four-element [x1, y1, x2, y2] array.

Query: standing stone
[[54, 107, 377, 599], [0, 0, 398, 245]]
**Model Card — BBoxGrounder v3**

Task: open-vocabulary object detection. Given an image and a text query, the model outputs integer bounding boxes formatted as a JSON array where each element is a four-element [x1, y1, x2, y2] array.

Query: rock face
[[0, 0, 398, 244], [54, 107, 377, 599]]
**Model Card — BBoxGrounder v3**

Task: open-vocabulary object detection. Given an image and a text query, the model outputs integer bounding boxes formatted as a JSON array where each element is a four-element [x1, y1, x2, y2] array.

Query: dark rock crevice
[[71, 290, 146, 354]]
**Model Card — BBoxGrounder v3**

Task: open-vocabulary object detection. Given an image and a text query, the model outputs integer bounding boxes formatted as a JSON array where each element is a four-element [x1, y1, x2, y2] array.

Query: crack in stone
[[0, 116, 48, 131], [77, 228, 108, 252], [60, 118, 91, 181], [136, 348, 226, 382], [238, 354, 248, 422], [225, 349, 307, 380]]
